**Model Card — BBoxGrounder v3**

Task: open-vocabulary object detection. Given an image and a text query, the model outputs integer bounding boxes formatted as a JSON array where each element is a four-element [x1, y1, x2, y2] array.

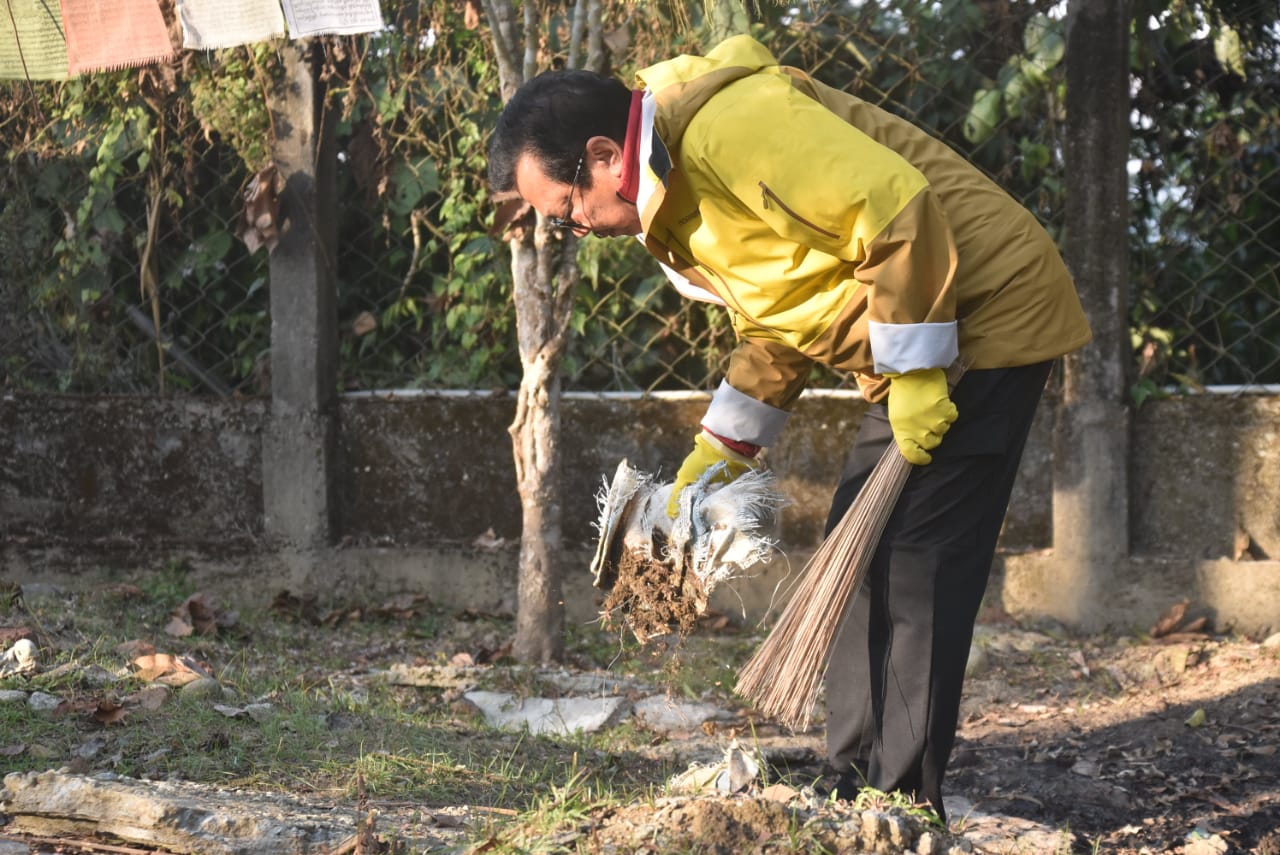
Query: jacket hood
[[635, 35, 780, 151]]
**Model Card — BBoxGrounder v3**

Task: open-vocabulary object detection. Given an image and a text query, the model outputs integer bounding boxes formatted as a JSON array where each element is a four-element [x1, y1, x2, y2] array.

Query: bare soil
[[941, 611, 1280, 853], [450, 602, 1280, 854]]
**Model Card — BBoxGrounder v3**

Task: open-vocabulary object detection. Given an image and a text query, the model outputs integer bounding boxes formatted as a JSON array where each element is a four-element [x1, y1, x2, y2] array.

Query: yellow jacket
[[633, 35, 1091, 446]]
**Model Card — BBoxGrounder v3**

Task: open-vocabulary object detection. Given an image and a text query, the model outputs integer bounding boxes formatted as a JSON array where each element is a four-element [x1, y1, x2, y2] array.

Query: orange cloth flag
[[60, 0, 173, 74]]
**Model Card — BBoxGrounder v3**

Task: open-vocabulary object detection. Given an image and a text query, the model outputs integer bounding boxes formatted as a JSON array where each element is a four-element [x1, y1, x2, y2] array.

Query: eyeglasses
[[548, 153, 589, 233]]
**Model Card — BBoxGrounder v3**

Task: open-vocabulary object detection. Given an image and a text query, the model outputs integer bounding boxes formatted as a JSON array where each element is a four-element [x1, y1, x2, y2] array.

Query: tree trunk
[[483, 0, 598, 664], [1052, 0, 1131, 627]]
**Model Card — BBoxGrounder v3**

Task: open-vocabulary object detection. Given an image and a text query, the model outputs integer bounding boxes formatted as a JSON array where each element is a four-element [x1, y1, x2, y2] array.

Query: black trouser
[[822, 362, 1053, 821]]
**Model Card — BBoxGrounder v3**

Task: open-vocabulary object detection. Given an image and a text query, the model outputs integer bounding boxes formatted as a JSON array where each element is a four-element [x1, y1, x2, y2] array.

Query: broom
[[735, 361, 967, 730]]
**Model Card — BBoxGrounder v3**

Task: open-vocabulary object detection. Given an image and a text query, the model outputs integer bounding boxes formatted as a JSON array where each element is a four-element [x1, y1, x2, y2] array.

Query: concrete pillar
[[1052, 0, 1131, 625], [263, 41, 338, 550]]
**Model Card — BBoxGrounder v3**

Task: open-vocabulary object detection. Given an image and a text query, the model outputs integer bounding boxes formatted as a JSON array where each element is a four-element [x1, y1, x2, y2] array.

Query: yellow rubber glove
[[666, 431, 755, 518], [885, 367, 959, 465]]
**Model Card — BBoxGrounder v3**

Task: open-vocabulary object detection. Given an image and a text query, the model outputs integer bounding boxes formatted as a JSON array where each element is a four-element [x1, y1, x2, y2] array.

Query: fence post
[[1053, 0, 1130, 623], [262, 40, 338, 550]]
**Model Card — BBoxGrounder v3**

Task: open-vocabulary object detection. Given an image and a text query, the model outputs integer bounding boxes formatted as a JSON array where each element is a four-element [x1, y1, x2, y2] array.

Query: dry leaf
[[185, 592, 220, 634], [429, 813, 469, 829], [1233, 526, 1253, 561], [463, 0, 481, 29], [237, 165, 283, 253], [353, 311, 378, 336], [760, 783, 799, 803], [133, 653, 210, 686], [94, 700, 128, 726], [474, 641, 512, 665], [375, 593, 429, 620], [116, 639, 156, 659], [53, 699, 97, 718], [0, 627, 35, 645], [271, 590, 320, 624], [165, 615, 194, 637], [472, 528, 505, 550], [1150, 600, 1190, 638], [103, 583, 146, 600]]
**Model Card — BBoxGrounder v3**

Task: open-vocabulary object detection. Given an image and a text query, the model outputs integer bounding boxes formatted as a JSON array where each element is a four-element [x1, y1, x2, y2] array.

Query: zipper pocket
[[759, 182, 841, 239]]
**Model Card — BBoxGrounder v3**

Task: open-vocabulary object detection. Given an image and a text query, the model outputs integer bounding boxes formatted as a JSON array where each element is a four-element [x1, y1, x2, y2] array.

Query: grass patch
[[0, 573, 711, 815]]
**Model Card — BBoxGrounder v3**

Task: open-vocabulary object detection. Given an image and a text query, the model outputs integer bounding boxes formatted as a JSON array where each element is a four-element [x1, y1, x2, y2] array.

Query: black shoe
[[812, 767, 865, 801]]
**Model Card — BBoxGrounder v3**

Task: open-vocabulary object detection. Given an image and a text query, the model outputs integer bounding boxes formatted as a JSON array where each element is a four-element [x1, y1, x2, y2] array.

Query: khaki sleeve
[[724, 337, 814, 411], [861, 188, 961, 374], [861, 188, 958, 326]]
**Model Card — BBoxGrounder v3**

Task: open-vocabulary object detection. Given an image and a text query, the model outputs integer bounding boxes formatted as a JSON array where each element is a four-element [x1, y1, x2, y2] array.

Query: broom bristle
[[737, 362, 968, 730], [735, 443, 912, 730]]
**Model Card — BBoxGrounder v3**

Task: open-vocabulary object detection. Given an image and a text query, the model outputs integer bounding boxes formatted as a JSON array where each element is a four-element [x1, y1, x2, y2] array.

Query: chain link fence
[[2, 1, 1277, 397]]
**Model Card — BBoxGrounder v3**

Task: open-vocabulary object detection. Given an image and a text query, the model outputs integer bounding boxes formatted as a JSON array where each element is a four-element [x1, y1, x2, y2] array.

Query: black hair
[[488, 69, 631, 193]]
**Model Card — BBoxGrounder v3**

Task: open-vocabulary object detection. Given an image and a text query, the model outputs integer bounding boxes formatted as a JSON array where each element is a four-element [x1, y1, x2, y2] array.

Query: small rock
[[861, 809, 889, 846], [1261, 632, 1280, 649], [0, 689, 30, 704], [0, 839, 31, 854], [632, 696, 731, 733], [1070, 758, 1101, 777], [180, 678, 222, 700], [917, 830, 941, 854], [884, 812, 912, 848], [81, 665, 121, 687], [27, 691, 61, 712]]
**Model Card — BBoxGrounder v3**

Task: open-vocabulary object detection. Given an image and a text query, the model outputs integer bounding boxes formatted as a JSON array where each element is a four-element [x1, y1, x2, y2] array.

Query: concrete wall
[[3, 390, 1277, 634]]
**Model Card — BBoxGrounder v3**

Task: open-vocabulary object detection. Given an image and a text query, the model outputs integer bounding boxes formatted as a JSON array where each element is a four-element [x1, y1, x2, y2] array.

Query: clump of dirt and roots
[[598, 544, 710, 644]]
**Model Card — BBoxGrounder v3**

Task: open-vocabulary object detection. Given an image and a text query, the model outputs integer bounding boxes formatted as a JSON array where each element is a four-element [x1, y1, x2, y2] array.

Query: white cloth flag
[[280, 0, 383, 37], [177, 0, 286, 50]]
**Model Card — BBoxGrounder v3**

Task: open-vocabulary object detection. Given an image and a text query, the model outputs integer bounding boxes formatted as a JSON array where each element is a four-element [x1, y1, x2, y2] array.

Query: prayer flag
[[0, 0, 69, 79], [280, 0, 382, 38], [177, 0, 284, 50], [61, 0, 174, 74]]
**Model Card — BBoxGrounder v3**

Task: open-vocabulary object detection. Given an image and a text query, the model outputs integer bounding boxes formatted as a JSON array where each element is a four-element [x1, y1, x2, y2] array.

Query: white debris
[[0, 639, 38, 677], [589, 459, 786, 601], [462, 690, 629, 736], [667, 740, 761, 795]]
